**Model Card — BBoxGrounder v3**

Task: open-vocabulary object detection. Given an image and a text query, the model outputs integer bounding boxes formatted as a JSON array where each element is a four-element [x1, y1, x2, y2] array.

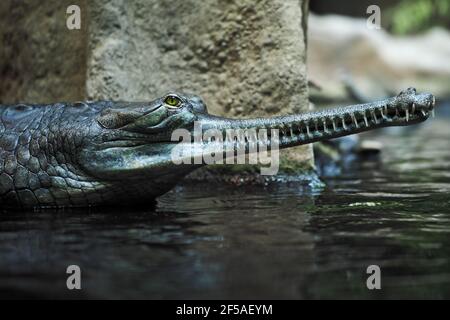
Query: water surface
[[1, 106, 449, 299]]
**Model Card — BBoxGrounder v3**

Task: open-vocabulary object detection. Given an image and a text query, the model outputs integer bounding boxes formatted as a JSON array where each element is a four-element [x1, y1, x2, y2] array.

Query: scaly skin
[[0, 88, 435, 209]]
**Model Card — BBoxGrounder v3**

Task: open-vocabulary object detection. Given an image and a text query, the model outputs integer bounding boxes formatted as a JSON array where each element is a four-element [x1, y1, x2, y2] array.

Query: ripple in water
[[1, 107, 450, 299]]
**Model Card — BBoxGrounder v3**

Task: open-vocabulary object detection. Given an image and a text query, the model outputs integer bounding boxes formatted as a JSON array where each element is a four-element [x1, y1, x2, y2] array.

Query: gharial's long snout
[[196, 87, 435, 149]]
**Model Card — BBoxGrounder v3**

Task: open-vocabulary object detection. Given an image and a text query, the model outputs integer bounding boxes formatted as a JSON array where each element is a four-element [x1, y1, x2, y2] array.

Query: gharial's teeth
[[351, 114, 359, 128], [406, 108, 409, 122], [371, 110, 379, 124], [315, 121, 319, 132], [342, 117, 347, 130], [412, 103, 416, 114], [306, 123, 310, 136], [363, 114, 369, 127], [332, 119, 337, 131], [290, 127, 294, 137], [422, 110, 427, 116], [290, 126, 295, 136], [323, 119, 329, 133]]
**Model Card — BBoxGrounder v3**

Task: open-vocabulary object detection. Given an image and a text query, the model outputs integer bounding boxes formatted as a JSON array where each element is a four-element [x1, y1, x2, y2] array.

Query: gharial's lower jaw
[[197, 87, 435, 150]]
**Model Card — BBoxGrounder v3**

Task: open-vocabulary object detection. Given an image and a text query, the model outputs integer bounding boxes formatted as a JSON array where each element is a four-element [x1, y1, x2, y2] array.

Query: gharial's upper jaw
[[396, 87, 435, 112], [377, 87, 434, 125]]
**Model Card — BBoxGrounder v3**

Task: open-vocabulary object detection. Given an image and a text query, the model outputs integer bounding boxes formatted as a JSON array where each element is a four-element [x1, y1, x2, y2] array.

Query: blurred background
[[312, 0, 450, 32], [307, 0, 450, 178], [307, 0, 450, 104], [309, 0, 450, 105]]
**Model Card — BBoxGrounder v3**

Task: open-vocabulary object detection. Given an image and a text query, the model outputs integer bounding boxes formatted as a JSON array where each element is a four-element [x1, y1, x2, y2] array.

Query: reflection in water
[[1, 106, 450, 299]]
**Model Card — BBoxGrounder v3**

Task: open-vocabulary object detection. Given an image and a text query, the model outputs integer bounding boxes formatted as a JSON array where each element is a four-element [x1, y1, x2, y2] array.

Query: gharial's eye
[[164, 95, 182, 108]]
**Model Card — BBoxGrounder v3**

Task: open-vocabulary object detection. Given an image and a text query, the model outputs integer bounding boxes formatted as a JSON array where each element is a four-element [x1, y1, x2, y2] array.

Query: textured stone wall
[[87, 0, 313, 166], [0, 0, 87, 104], [0, 0, 313, 170]]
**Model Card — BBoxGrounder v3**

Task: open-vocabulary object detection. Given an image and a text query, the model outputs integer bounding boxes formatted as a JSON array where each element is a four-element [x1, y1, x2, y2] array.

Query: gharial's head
[[77, 88, 435, 184], [77, 92, 211, 183]]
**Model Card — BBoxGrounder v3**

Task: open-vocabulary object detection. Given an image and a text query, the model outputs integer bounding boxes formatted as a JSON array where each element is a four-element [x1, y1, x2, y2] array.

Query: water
[[1, 107, 450, 299]]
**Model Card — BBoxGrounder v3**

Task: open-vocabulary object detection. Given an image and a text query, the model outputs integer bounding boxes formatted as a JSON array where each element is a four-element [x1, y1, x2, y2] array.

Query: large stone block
[[0, 0, 87, 104], [0, 0, 313, 171], [87, 0, 313, 167]]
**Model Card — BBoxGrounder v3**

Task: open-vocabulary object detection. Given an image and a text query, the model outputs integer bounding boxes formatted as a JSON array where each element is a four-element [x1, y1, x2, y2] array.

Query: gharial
[[0, 87, 435, 209]]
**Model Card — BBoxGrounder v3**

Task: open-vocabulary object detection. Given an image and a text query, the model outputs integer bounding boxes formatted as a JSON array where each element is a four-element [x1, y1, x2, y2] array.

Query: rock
[[358, 140, 382, 152], [0, 0, 87, 104], [87, 0, 313, 169], [356, 140, 382, 158], [0, 1, 313, 178]]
